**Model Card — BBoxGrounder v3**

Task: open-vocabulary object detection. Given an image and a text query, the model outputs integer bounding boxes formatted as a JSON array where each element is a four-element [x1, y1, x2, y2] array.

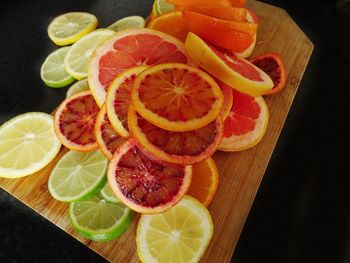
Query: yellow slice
[[107, 16, 145, 32], [48, 12, 98, 46]]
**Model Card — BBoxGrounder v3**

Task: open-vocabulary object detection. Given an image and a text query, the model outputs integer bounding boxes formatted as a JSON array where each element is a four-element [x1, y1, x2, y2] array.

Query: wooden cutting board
[[0, 1, 313, 262]]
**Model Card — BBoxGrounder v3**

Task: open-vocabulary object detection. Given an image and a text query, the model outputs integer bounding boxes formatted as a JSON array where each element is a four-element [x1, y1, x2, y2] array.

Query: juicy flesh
[[252, 57, 281, 86], [100, 111, 124, 155], [116, 145, 186, 207]]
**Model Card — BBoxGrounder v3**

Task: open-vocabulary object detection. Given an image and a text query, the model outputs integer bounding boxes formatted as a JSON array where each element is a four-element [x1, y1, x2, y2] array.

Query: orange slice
[[54, 91, 99, 152], [131, 63, 223, 132], [95, 104, 125, 160], [168, 0, 245, 8], [105, 66, 147, 138], [176, 6, 248, 21], [185, 32, 274, 96], [219, 89, 269, 151], [187, 157, 219, 207], [128, 106, 223, 165]]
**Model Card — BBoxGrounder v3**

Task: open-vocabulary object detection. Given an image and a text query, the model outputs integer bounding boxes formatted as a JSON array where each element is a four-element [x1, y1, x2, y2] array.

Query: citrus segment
[[105, 66, 147, 138], [40, 46, 75, 88], [88, 28, 192, 106], [128, 106, 223, 165], [219, 81, 234, 121], [185, 32, 274, 96], [107, 139, 192, 214], [0, 113, 61, 178], [108, 16, 145, 32], [219, 90, 269, 151], [131, 63, 223, 132], [48, 12, 98, 46], [69, 194, 134, 241], [66, 79, 89, 97], [136, 195, 213, 263], [64, 29, 115, 80], [101, 183, 120, 204], [48, 150, 108, 202], [54, 91, 99, 152], [95, 105, 125, 160], [187, 157, 219, 206]]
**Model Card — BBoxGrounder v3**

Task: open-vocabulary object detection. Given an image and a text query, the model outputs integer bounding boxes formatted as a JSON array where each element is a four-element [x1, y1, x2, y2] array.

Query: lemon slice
[[154, 0, 175, 16], [66, 78, 89, 97], [64, 29, 115, 80], [48, 150, 108, 202], [40, 46, 75, 88], [107, 16, 145, 32], [48, 12, 98, 46], [0, 112, 61, 178], [69, 194, 134, 241], [101, 183, 120, 204], [136, 195, 213, 263]]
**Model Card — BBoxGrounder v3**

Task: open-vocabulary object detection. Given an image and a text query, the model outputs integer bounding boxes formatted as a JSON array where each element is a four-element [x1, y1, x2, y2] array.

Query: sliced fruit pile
[[0, 1, 288, 262]]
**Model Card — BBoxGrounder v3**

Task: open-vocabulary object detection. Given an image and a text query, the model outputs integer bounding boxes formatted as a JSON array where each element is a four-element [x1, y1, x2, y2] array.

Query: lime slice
[[64, 29, 115, 80], [136, 195, 213, 263], [48, 12, 98, 46], [107, 16, 145, 32], [40, 47, 75, 88], [66, 78, 89, 97], [101, 183, 120, 204], [48, 150, 108, 202], [0, 112, 61, 178], [69, 194, 134, 241], [154, 0, 175, 16]]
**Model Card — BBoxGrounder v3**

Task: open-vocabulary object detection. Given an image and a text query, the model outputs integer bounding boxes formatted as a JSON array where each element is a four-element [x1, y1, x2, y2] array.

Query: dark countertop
[[1, 0, 349, 262]]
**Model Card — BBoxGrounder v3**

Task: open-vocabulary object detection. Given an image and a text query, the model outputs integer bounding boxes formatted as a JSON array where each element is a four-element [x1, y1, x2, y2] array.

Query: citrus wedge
[[66, 79, 89, 97], [40, 46, 75, 88], [153, 0, 176, 16], [48, 150, 108, 202], [108, 16, 145, 31], [48, 12, 97, 46], [69, 194, 134, 241], [136, 195, 213, 263], [101, 183, 120, 204], [0, 113, 61, 178]]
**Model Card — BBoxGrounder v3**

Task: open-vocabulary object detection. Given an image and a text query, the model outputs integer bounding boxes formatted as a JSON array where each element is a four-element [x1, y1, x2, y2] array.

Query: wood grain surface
[[0, 1, 313, 262]]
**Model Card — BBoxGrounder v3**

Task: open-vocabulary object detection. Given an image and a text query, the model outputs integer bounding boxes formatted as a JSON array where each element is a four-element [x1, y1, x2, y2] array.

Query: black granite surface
[[1, 0, 349, 262]]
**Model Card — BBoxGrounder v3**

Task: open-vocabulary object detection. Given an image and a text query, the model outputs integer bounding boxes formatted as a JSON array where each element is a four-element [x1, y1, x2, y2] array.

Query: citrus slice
[[69, 194, 134, 241], [187, 157, 219, 207], [107, 139, 192, 214], [219, 81, 234, 121], [88, 28, 192, 107], [105, 66, 147, 138], [136, 195, 213, 263], [48, 150, 108, 202], [154, 0, 176, 16], [128, 106, 223, 165], [131, 63, 223, 132], [168, 0, 238, 8], [185, 32, 274, 96], [64, 29, 115, 80], [0, 113, 61, 178], [95, 105, 125, 160], [219, 89, 269, 151], [176, 6, 248, 21], [48, 12, 98, 46], [108, 16, 145, 31], [66, 79, 89, 97], [101, 183, 120, 204], [147, 11, 188, 42], [40, 47, 75, 88], [54, 91, 99, 152], [249, 52, 287, 95]]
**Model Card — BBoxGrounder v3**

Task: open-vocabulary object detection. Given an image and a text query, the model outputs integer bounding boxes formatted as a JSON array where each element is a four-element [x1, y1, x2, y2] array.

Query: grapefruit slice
[[185, 32, 274, 96], [128, 106, 223, 165], [54, 91, 99, 152], [249, 52, 287, 95], [95, 105, 125, 160], [105, 66, 147, 138], [88, 28, 192, 107], [107, 139, 192, 214], [131, 63, 223, 132], [219, 89, 269, 151]]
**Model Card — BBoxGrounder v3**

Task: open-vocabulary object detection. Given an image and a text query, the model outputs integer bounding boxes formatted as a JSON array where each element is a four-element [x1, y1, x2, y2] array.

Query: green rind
[[43, 76, 75, 88]]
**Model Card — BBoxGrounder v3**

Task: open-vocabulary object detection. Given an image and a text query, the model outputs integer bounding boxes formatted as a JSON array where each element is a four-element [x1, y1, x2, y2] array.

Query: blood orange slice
[[249, 52, 287, 95], [185, 32, 274, 96], [107, 139, 192, 214], [95, 105, 125, 160], [88, 28, 192, 107], [105, 66, 146, 138], [54, 91, 99, 152], [131, 63, 223, 132], [128, 106, 223, 165], [219, 89, 269, 151]]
